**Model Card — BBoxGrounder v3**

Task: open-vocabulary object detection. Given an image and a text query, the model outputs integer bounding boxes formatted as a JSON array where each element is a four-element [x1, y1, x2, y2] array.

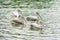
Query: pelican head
[[12, 9, 23, 19]]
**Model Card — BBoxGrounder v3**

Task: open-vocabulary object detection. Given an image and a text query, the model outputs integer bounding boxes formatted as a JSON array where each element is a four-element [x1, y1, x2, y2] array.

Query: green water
[[0, 0, 53, 8], [0, 0, 60, 40]]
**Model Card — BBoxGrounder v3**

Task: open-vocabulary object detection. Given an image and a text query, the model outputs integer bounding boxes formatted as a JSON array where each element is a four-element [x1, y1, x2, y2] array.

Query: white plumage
[[26, 16, 38, 21], [30, 23, 42, 28], [12, 11, 20, 18]]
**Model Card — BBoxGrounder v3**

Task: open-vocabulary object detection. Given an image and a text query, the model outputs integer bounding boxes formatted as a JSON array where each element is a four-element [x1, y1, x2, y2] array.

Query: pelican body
[[26, 16, 38, 21], [30, 23, 42, 28], [11, 19, 24, 24]]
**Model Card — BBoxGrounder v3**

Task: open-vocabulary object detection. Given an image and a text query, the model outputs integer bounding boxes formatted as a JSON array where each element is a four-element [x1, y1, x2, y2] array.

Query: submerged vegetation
[[0, 0, 53, 9]]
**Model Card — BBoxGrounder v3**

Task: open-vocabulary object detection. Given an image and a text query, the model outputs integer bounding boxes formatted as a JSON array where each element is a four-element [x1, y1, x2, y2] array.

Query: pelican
[[29, 12, 43, 28], [26, 12, 42, 21], [11, 9, 24, 24]]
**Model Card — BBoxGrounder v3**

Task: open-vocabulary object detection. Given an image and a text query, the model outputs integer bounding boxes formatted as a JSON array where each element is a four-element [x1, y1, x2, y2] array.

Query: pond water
[[0, 0, 60, 40]]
